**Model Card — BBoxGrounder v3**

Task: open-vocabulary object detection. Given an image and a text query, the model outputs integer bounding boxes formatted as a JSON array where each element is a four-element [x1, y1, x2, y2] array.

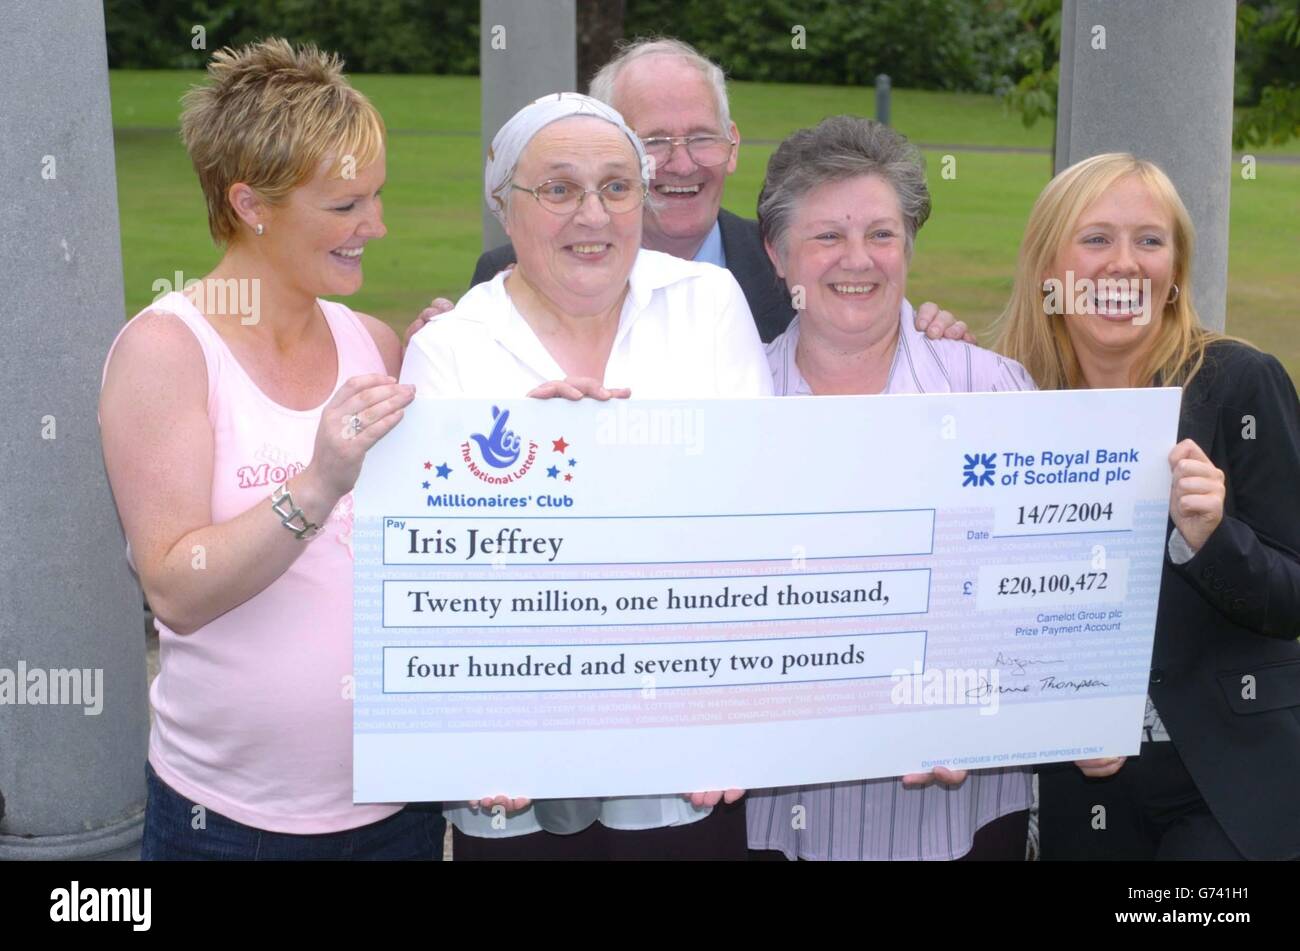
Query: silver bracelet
[[270, 481, 321, 540]]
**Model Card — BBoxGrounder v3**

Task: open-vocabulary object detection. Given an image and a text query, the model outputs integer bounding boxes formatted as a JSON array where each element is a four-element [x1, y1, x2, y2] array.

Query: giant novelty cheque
[[352, 389, 1180, 801]]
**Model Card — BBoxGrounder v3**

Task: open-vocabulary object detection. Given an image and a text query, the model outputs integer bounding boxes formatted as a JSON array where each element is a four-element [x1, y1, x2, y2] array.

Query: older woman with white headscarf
[[401, 92, 771, 860]]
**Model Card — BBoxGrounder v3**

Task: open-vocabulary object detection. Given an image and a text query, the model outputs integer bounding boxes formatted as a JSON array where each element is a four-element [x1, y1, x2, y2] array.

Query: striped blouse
[[747, 300, 1036, 860]]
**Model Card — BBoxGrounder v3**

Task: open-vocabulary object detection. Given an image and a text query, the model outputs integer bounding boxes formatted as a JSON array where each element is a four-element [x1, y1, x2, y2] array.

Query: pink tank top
[[101, 291, 401, 833]]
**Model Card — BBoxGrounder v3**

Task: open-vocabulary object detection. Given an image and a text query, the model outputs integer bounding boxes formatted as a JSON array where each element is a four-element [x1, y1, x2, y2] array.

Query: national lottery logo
[[462, 405, 539, 485], [421, 408, 578, 497], [962, 452, 997, 487], [472, 405, 522, 468]]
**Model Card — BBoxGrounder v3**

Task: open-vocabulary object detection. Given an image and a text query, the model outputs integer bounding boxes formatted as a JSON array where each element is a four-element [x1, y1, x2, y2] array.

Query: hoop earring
[[255, 223, 265, 236], [1167, 283, 1179, 304]]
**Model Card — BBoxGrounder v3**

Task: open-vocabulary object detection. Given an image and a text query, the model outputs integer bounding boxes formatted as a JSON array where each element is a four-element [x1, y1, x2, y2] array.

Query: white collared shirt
[[400, 248, 772, 838], [403, 249, 771, 400]]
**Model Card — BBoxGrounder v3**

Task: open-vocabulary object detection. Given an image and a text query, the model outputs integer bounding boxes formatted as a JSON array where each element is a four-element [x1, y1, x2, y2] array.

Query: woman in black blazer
[[994, 152, 1300, 860]]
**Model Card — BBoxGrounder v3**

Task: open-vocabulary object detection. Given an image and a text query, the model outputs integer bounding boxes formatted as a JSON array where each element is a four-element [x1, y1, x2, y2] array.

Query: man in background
[[409, 38, 970, 344]]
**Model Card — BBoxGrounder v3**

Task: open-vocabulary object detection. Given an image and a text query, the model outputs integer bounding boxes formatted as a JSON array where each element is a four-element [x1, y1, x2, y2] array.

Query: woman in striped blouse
[[746, 116, 1036, 861]]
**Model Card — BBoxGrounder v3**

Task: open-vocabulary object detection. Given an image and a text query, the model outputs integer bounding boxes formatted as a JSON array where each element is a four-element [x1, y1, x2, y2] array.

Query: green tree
[[1001, 0, 1300, 150], [1233, 1, 1300, 147], [104, 0, 481, 74], [623, 0, 1038, 92], [1000, 0, 1059, 130]]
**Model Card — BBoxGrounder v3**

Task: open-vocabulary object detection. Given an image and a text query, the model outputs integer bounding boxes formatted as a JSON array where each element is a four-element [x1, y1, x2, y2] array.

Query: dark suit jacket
[[469, 208, 794, 343], [1148, 340, 1300, 859]]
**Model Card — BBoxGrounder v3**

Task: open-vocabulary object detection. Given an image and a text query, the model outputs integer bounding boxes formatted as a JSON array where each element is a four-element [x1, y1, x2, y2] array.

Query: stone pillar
[[1055, 0, 1236, 330], [0, 1, 150, 859], [480, 0, 577, 250]]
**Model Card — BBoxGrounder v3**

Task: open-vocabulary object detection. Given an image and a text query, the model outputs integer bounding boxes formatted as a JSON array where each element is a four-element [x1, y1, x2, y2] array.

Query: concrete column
[[480, 0, 577, 250], [1055, 0, 1236, 330], [0, 1, 150, 859]]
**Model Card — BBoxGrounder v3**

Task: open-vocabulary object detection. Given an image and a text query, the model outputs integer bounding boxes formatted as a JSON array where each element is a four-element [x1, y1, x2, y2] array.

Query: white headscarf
[[484, 91, 648, 224]]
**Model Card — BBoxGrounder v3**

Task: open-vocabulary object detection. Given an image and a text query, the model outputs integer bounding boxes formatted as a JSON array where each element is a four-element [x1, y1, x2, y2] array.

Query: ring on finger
[[346, 414, 364, 435]]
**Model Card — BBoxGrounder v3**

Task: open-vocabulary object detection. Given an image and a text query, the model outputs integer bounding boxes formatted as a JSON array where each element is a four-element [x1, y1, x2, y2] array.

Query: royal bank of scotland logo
[[962, 452, 997, 487], [462, 405, 538, 485]]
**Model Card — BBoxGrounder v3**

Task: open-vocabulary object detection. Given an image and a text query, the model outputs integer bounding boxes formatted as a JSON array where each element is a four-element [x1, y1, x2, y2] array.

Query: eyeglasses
[[510, 178, 647, 215], [639, 134, 735, 168]]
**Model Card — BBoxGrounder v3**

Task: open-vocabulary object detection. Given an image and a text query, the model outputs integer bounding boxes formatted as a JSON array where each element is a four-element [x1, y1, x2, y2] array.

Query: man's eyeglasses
[[639, 134, 735, 168], [511, 178, 647, 215]]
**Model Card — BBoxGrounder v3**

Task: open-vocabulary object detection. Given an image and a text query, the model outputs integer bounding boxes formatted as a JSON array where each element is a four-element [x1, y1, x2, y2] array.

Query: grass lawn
[[110, 70, 1300, 378]]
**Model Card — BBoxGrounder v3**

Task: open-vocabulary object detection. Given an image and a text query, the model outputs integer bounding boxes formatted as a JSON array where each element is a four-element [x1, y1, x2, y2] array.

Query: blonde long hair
[[992, 153, 1242, 390]]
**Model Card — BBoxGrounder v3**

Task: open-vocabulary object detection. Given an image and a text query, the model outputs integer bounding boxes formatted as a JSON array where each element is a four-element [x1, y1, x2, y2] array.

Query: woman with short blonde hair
[[100, 39, 439, 859], [181, 39, 387, 245]]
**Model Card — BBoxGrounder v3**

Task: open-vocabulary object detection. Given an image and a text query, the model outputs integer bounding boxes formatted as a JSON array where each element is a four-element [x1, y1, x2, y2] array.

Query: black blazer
[[1150, 340, 1300, 859], [468, 208, 794, 343]]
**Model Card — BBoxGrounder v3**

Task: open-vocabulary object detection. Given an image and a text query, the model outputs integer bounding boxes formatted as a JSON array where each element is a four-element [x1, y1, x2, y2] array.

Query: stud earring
[[255, 223, 265, 236]]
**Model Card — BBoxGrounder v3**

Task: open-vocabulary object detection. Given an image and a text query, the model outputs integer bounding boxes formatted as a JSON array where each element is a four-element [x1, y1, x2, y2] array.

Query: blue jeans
[[141, 763, 444, 860]]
